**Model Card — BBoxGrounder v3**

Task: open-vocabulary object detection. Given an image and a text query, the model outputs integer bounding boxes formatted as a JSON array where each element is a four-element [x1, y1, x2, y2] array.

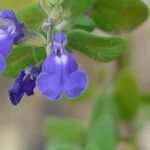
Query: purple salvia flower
[[9, 66, 40, 105], [36, 32, 88, 101], [0, 9, 24, 75]]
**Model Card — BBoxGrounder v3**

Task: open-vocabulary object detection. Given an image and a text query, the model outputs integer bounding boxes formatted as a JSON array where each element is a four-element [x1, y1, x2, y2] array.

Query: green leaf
[[134, 104, 150, 129], [141, 92, 150, 104], [87, 114, 118, 150], [67, 29, 127, 62], [85, 142, 99, 150], [70, 0, 93, 16], [17, 26, 46, 47], [91, 93, 118, 124], [71, 15, 96, 32], [44, 116, 87, 145], [46, 141, 83, 150], [114, 68, 141, 120], [3, 46, 46, 77], [91, 0, 149, 32], [17, 3, 46, 30]]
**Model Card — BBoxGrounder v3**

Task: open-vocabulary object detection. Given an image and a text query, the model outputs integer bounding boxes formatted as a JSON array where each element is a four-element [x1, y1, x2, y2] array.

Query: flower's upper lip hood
[[0, 9, 24, 43], [51, 32, 68, 56], [52, 32, 68, 47], [0, 18, 16, 36], [52, 32, 67, 43]]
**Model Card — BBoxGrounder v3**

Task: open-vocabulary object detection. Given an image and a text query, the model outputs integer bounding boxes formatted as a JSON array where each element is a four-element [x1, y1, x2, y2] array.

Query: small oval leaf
[[87, 114, 118, 150], [91, 0, 149, 32], [114, 68, 141, 120], [71, 15, 95, 32], [68, 29, 127, 62], [17, 3, 46, 30]]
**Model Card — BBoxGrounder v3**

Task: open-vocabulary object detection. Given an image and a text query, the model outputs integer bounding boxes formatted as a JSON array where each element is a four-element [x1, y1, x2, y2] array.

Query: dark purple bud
[[9, 66, 40, 105]]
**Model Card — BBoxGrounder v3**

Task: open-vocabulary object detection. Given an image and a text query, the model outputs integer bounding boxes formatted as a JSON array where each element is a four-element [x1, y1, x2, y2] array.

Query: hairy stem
[[46, 14, 54, 55]]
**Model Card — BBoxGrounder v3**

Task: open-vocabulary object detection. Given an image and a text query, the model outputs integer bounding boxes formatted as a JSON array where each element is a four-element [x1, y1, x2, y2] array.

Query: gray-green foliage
[[68, 29, 127, 62], [70, 0, 93, 16], [4, 46, 46, 77], [2, 0, 148, 77], [17, 26, 46, 47], [71, 15, 96, 32], [114, 68, 141, 120], [86, 94, 118, 150], [44, 117, 87, 145], [46, 141, 83, 150], [17, 3, 46, 30], [91, 94, 118, 124], [90, 0, 149, 32], [44, 94, 119, 150], [87, 114, 118, 150]]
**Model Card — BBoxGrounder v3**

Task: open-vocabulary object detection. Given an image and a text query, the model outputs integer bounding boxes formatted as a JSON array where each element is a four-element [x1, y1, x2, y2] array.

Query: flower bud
[[50, 5, 63, 21], [41, 0, 63, 15], [48, 0, 63, 6]]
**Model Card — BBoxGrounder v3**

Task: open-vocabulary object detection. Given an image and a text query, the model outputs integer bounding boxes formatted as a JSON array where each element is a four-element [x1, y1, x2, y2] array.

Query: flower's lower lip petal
[[0, 54, 6, 75], [36, 72, 63, 101], [63, 50, 78, 73], [0, 33, 14, 57], [64, 69, 88, 99]]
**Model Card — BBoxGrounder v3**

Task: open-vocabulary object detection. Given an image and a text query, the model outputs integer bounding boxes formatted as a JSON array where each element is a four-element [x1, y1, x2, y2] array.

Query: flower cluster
[[0, 10, 88, 105]]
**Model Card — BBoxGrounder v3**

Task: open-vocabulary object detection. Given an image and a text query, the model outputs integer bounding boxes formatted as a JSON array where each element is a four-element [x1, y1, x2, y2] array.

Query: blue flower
[[9, 66, 40, 105], [0, 10, 24, 75], [36, 32, 88, 101]]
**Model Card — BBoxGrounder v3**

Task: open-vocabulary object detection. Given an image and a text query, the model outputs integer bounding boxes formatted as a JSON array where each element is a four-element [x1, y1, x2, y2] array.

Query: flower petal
[[0, 10, 24, 42], [0, 54, 6, 75], [9, 71, 25, 105], [64, 69, 88, 99], [0, 10, 17, 21], [63, 50, 78, 74], [9, 85, 24, 105], [21, 79, 36, 96], [0, 31, 14, 57], [37, 72, 63, 101]]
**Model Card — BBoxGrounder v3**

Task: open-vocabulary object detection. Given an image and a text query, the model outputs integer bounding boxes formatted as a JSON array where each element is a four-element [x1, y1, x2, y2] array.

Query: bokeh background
[[0, 0, 150, 150]]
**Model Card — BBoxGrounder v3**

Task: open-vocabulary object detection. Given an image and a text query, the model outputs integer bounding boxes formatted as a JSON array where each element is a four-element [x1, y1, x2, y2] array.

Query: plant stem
[[46, 14, 54, 55]]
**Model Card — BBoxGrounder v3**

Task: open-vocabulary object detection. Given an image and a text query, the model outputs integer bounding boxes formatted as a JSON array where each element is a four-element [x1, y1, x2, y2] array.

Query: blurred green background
[[0, 0, 150, 150]]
